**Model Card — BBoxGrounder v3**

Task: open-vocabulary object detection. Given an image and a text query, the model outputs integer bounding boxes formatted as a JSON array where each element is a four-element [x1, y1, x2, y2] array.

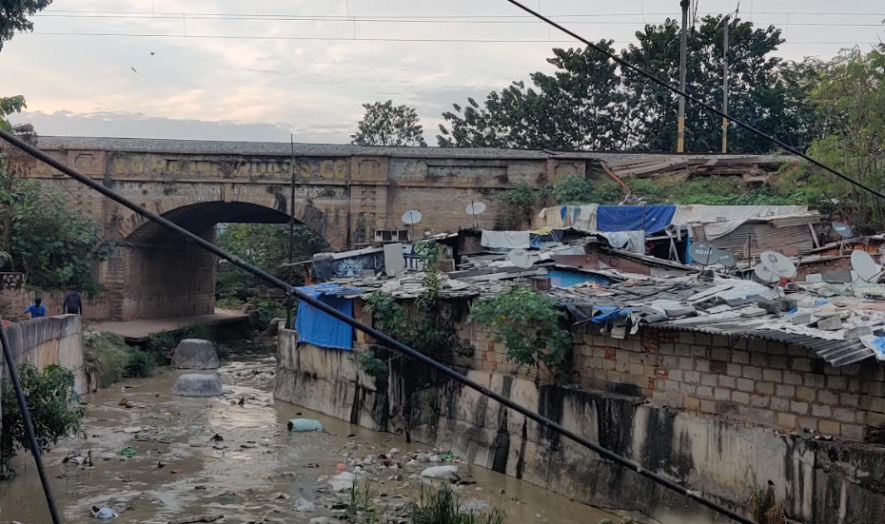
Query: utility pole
[[677, 0, 690, 153], [285, 134, 296, 329], [721, 16, 729, 153]]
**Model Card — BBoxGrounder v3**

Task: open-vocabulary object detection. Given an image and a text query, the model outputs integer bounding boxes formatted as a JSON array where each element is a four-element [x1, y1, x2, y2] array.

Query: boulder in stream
[[172, 339, 220, 370], [172, 374, 223, 397]]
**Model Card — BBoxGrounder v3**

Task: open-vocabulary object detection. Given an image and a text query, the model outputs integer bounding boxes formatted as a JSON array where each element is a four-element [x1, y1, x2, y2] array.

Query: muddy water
[[0, 354, 617, 524]]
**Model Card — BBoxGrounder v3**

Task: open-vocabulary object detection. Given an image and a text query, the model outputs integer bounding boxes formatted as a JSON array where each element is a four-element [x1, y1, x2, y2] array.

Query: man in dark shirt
[[62, 291, 83, 315]]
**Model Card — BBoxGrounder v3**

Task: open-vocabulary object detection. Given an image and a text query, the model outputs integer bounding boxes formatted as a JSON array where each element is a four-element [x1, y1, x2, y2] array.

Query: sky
[[1, 0, 883, 145]]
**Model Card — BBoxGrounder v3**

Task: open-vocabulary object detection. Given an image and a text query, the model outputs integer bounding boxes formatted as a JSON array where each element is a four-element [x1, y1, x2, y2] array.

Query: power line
[[18, 31, 877, 47]]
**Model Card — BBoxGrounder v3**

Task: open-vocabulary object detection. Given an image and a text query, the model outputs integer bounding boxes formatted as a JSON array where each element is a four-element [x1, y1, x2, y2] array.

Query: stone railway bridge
[[26, 136, 661, 321]]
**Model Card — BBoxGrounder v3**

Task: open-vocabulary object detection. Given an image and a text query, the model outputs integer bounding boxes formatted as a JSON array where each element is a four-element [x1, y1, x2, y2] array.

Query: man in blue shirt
[[25, 298, 47, 319]]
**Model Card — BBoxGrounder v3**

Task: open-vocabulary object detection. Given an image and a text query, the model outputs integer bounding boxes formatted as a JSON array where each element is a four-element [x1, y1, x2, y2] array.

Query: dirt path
[[0, 353, 617, 524]]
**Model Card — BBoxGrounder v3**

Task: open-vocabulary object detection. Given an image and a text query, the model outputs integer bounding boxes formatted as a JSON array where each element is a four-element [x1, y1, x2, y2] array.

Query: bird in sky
[[130, 66, 138, 73]]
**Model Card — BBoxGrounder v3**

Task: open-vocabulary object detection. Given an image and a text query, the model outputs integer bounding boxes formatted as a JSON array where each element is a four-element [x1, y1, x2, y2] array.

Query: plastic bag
[[287, 418, 325, 432], [420, 465, 459, 480]]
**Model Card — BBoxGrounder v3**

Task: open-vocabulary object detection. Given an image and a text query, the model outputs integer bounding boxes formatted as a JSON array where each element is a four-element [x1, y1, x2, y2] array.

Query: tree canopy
[[438, 16, 818, 154], [351, 101, 427, 147], [0, 0, 52, 51]]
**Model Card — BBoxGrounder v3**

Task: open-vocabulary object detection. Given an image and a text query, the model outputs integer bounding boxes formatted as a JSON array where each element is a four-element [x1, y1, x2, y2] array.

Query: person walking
[[62, 290, 83, 316], [25, 297, 47, 319]]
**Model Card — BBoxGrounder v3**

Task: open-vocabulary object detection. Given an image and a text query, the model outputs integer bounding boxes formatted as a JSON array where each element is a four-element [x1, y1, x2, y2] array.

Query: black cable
[[0, 316, 63, 524], [0, 128, 757, 524], [504, 0, 885, 203]]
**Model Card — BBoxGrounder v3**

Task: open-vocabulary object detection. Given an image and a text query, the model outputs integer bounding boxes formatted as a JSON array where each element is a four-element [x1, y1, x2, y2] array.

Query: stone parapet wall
[[0, 289, 110, 322], [1, 315, 87, 395]]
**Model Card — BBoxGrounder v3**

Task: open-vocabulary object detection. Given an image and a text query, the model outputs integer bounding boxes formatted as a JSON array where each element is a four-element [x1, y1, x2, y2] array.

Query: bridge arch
[[105, 198, 329, 321]]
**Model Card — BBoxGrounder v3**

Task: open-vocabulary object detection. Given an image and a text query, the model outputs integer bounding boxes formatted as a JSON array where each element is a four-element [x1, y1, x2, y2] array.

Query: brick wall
[[571, 328, 884, 442], [460, 319, 885, 442]]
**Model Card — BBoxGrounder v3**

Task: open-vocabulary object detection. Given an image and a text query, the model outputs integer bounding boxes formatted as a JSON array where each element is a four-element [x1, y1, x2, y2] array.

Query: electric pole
[[677, 0, 690, 153], [722, 16, 729, 154]]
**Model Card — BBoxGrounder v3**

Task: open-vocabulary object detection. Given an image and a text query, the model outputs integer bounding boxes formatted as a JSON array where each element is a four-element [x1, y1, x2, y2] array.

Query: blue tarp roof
[[596, 205, 676, 234], [295, 284, 360, 351]]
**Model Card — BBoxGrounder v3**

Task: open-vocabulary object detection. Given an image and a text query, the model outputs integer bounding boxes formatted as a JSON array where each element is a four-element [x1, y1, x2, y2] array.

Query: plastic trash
[[119, 447, 136, 457], [287, 418, 325, 432], [420, 465, 459, 480], [329, 471, 356, 492], [91, 506, 118, 520], [441, 451, 455, 461], [336, 462, 346, 471], [293, 498, 316, 512]]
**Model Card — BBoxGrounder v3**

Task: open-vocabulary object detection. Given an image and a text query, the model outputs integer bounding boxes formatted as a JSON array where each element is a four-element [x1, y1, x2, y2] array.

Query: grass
[[412, 485, 506, 524], [347, 481, 379, 524]]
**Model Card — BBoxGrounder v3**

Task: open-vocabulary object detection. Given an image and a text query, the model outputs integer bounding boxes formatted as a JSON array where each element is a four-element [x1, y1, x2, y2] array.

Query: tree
[[1, 363, 84, 478], [215, 223, 327, 297], [0, 0, 52, 51], [438, 41, 628, 150], [439, 18, 813, 154], [351, 101, 427, 147], [779, 46, 885, 229]]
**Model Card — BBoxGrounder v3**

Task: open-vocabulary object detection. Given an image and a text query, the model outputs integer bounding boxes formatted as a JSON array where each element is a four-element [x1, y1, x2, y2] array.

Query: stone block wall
[[569, 327, 885, 443]]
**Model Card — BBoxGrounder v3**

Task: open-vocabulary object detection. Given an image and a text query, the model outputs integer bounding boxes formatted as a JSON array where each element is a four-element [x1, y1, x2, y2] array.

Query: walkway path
[[87, 308, 247, 341]]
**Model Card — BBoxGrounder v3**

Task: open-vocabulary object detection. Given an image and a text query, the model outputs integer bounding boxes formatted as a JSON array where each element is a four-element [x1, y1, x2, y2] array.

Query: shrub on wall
[[468, 286, 572, 383]]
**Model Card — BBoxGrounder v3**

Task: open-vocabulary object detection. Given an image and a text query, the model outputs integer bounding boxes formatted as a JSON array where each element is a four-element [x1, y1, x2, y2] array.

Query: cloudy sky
[[1, 0, 883, 144]]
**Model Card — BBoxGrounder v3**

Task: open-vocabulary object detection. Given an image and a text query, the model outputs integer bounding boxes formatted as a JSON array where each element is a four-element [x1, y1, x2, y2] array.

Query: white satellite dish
[[507, 249, 535, 270], [754, 263, 776, 282], [851, 250, 883, 283], [759, 251, 797, 280], [402, 210, 423, 225], [465, 201, 486, 216], [689, 242, 719, 266], [833, 221, 853, 238], [465, 201, 486, 228]]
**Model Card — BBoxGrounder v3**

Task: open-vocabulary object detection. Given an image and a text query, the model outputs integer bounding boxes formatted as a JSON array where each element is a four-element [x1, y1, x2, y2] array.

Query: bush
[[412, 484, 505, 524], [468, 287, 572, 383], [124, 349, 156, 378], [1, 363, 85, 478], [246, 297, 286, 331], [216, 294, 245, 310], [84, 331, 131, 386], [358, 349, 389, 383]]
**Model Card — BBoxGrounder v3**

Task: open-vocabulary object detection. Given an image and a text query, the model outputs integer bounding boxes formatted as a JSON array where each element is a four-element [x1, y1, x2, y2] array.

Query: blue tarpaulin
[[295, 284, 359, 350], [596, 205, 676, 234]]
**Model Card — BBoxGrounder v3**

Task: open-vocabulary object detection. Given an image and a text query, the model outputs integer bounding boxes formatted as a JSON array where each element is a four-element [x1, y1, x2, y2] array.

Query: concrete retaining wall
[[275, 328, 885, 524], [2, 315, 87, 395]]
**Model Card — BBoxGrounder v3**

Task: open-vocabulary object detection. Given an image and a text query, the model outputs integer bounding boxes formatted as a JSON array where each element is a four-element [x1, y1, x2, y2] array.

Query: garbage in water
[[122, 426, 142, 434], [287, 418, 325, 432], [335, 462, 346, 471], [441, 450, 455, 461], [119, 447, 136, 457], [329, 471, 356, 492], [91, 506, 118, 521], [168, 515, 224, 524], [293, 498, 316, 512], [420, 465, 459, 480], [459, 499, 492, 512]]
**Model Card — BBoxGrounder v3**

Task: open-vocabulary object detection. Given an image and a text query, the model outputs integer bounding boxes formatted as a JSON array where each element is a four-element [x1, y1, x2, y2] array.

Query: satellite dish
[[402, 210, 423, 225], [507, 249, 535, 270], [465, 201, 486, 216], [689, 242, 719, 265], [833, 221, 853, 238], [718, 251, 736, 269], [851, 250, 882, 283], [759, 251, 797, 280], [754, 263, 776, 282]]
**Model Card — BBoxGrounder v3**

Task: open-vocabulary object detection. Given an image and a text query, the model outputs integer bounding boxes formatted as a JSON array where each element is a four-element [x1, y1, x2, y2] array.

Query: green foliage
[[352, 100, 427, 147], [124, 349, 156, 378], [1, 363, 84, 478], [0, 0, 52, 51], [551, 174, 593, 205], [0, 95, 26, 132], [347, 481, 379, 523], [365, 243, 460, 362], [439, 18, 814, 154], [84, 331, 132, 386], [216, 294, 245, 310], [0, 174, 114, 292], [144, 331, 177, 365], [469, 287, 572, 382], [245, 297, 286, 331], [358, 349, 389, 383], [411, 484, 506, 524], [784, 46, 885, 229]]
